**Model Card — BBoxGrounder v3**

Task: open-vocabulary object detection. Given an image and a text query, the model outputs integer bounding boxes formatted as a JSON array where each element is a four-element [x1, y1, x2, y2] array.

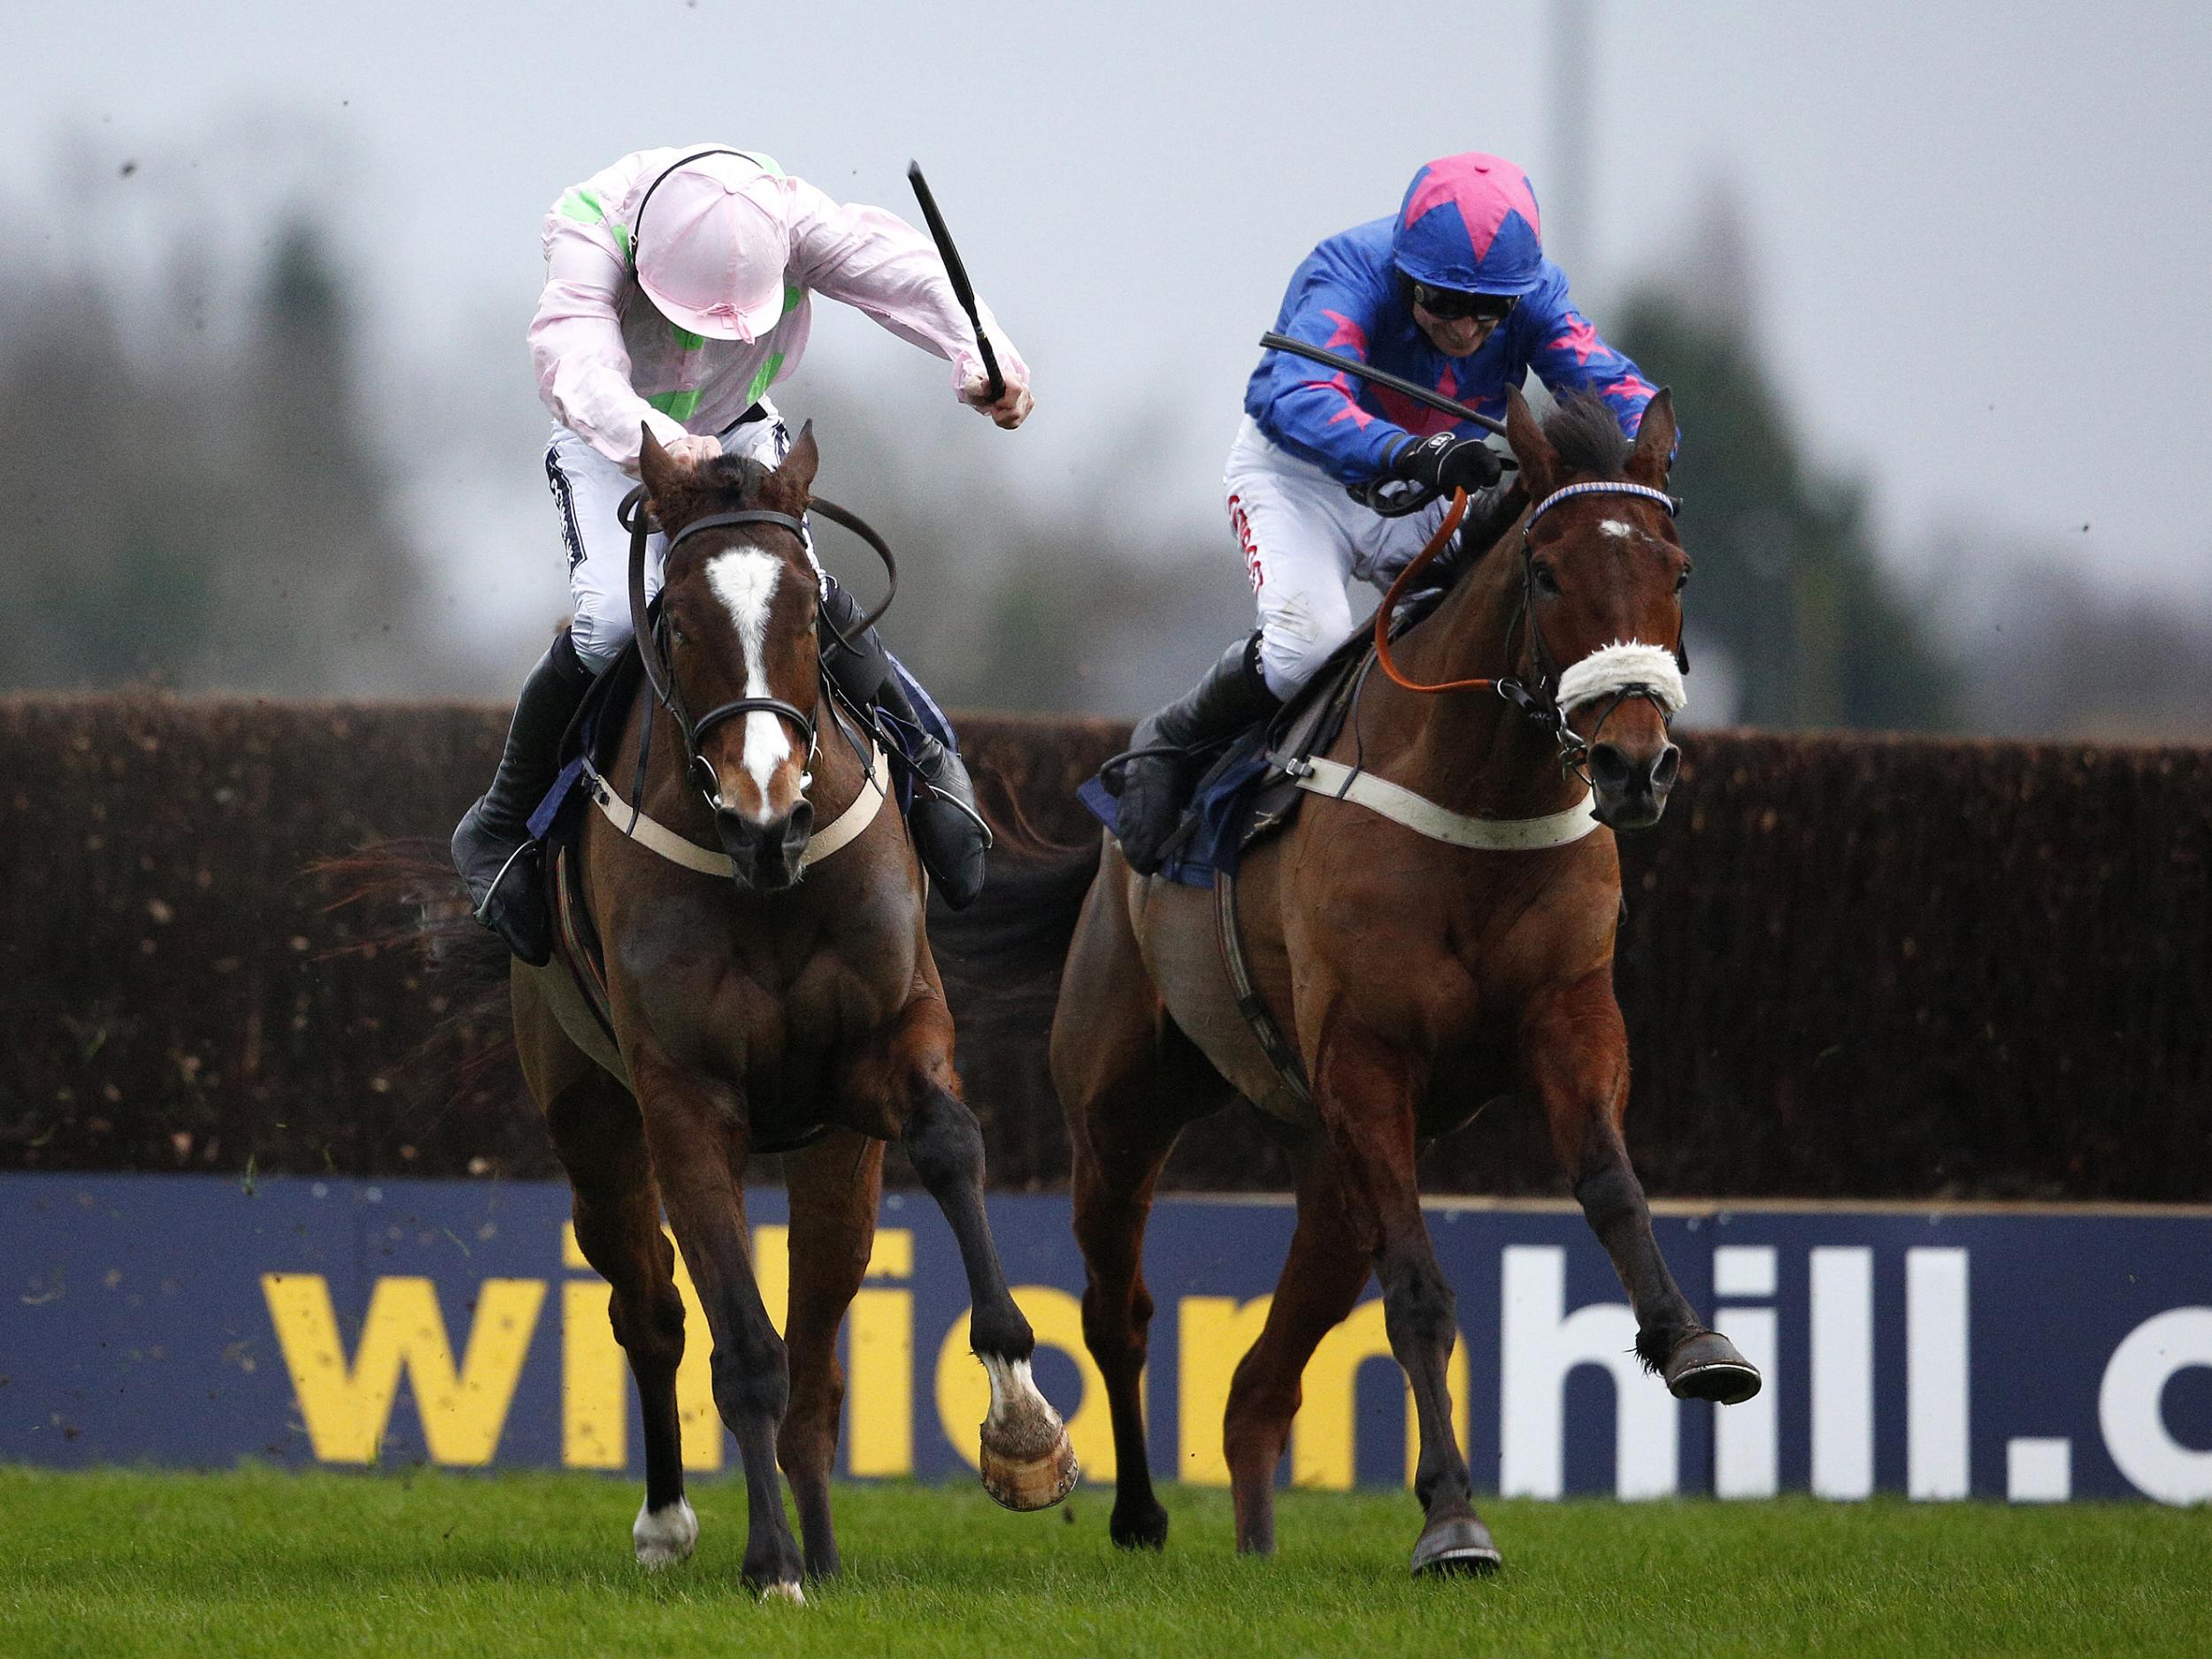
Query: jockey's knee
[[568, 613, 630, 674], [1256, 591, 1354, 699]]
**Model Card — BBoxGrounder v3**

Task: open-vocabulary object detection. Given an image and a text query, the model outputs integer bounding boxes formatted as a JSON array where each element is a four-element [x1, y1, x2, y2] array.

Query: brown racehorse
[[511, 426, 1074, 1599], [1051, 388, 1758, 1576]]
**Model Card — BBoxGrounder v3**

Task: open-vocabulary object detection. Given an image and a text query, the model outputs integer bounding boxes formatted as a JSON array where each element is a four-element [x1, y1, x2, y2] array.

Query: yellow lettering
[[1292, 1298, 1469, 1489], [563, 1279, 626, 1469], [262, 1272, 544, 1465], [846, 1228, 915, 1476], [1177, 1294, 1276, 1486], [935, 1285, 1118, 1481]]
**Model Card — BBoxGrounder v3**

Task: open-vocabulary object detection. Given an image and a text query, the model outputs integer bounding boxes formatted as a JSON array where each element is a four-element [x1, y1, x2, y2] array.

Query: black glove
[[1387, 431, 1504, 496]]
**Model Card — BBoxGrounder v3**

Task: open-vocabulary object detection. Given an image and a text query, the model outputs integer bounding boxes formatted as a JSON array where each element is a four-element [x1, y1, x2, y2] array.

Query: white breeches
[[547, 399, 821, 672], [1224, 416, 1459, 698]]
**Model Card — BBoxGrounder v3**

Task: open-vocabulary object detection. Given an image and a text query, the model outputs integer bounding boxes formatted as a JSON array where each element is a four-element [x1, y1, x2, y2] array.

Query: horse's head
[[637, 424, 825, 892], [1502, 387, 1689, 831]]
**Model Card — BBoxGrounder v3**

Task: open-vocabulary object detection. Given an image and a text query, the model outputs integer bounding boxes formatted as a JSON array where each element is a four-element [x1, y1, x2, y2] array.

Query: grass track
[[3, 1468, 2207, 1658]]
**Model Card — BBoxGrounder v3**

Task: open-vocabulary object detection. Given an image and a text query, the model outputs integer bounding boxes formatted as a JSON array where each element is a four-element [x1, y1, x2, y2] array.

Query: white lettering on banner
[[1810, 1247, 1875, 1498], [2007, 1437, 2072, 1502], [2099, 1307, 2212, 1504], [1713, 1246, 1779, 1499], [1499, 1247, 1678, 1499], [1907, 1248, 1971, 1499]]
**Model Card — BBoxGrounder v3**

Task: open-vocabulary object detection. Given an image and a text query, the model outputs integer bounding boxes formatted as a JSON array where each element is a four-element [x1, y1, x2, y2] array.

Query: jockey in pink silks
[[453, 146, 1033, 964]]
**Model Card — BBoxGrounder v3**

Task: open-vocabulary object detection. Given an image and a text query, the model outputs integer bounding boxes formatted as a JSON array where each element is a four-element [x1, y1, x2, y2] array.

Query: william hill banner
[[4, 1174, 2208, 1503]]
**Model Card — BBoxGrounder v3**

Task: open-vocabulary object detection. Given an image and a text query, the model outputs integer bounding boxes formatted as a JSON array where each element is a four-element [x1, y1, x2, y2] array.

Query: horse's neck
[[1354, 540, 1586, 822]]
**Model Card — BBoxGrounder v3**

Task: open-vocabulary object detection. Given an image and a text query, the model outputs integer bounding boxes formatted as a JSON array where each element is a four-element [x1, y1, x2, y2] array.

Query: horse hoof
[[980, 1427, 1080, 1512], [1110, 1501, 1170, 1551], [1410, 1516, 1502, 1578], [1665, 1330, 1763, 1404], [632, 1497, 697, 1569], [759, 1579, 806, 1606], [977, 1356, 1079, 1511]]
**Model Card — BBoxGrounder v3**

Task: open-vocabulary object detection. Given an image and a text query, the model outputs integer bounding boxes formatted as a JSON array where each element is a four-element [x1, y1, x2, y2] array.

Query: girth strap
[[1212, 867, 1313, 1111], [1284, 756, 1600, 851]]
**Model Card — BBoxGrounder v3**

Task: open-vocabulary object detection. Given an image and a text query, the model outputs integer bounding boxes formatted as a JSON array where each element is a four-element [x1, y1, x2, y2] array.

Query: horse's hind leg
[[518, 979, 693, 1566], [1523, 972, 1760, 1404], [892, 987, 1078, 1511], [1220, 1143, 1372, 1557], [1055, 859, 1230, 1550], [776, 1128, 883, 1581]]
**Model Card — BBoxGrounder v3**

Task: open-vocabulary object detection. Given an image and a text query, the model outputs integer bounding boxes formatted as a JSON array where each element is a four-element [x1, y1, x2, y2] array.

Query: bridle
[[1372, 479, 1689, 781], [618, 484, 898, 819]]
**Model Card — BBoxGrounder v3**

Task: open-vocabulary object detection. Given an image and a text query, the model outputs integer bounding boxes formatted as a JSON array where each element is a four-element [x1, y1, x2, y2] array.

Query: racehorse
[[1050, 388, 1759, 1575], [511, 426, 1075, 1598]]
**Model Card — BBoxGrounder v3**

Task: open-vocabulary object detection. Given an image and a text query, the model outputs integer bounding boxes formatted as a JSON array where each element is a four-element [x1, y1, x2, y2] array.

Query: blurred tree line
[[0, 219, 422, 695]]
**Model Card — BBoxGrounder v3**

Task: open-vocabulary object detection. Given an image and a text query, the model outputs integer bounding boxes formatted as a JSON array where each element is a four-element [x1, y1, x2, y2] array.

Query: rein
[[1370, 478, 1687, 778]]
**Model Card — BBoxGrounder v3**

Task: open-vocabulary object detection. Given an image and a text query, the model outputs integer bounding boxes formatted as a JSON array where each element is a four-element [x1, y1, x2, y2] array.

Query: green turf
[[1, 1468, 2206, 1658]]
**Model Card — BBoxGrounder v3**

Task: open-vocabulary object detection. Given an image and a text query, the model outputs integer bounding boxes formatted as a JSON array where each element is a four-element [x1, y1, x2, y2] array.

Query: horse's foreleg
[[895, 1012, 1078, 1511], [775, 1129, 882, 1581], [1311, 1017, 1499, 1576], [544, 1074, 694, 1567], [632, 1054, 806, 1599], [1221, 1143, 1372, 1557], [1524, 972, 1761, 1404]]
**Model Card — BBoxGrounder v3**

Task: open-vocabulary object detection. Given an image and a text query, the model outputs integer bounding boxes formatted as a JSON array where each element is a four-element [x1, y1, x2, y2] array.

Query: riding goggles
[[1409, 281, 1518, 325]]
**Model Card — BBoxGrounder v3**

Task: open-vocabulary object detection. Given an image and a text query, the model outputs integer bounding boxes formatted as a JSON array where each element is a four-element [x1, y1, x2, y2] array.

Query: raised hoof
[[1110, 1501, 1170, 1551], [1410, 1516, 1502, 1578], [759, 1580, 806, 1606], [1665, 1329, 1763, 1404], [632, 1497, 697, 1570], [980, 1427, 1080, 1512]]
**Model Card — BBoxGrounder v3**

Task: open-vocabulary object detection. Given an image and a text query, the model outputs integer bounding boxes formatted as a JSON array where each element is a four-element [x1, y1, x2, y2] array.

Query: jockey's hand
[[663, 434, 723, 471], [963, 372, 1033, 431], [1389, 432, 1503, 497]]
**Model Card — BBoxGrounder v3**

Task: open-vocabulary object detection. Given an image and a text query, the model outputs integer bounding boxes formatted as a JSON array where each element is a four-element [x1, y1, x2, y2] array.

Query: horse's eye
[[1674, 570, 1691, 593], [1532, 563, 1561, 595]]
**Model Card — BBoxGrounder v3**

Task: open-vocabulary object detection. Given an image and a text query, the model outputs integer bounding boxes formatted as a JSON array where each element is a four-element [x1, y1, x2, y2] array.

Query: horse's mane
[[652, 451, 810, 534], [1540, 392, 1632, 479]]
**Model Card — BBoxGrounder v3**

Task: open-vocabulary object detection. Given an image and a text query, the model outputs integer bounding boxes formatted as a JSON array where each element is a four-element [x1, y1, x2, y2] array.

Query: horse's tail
[[312, 839, 519, 1102]]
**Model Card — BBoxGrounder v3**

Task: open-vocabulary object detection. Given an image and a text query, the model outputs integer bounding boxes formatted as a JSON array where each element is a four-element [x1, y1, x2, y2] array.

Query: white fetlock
[[633, 1497, 698, 1569], [760, 1580, 807, 1605], [977, 1355, 1079, 1511]]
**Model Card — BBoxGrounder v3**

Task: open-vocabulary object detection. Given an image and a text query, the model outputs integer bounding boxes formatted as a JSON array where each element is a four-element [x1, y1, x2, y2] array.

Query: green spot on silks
[[746, 151, 784, 179], [745, 353, 786, 406], [558, 188, 605, 226], [671, 324, 706, 350], [647, 389, 703, 420], [782, 284, 802, 315], [613, 222, 631, 262]]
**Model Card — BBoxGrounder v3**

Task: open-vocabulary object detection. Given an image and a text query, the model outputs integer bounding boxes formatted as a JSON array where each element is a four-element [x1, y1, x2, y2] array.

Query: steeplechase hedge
[[4, 694, 2207, 1200]]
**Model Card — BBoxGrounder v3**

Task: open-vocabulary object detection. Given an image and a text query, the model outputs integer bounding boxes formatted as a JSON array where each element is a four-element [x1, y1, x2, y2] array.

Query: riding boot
[[1110, 631, 1279, 877], [819, 580, 992, 910], [450, 633, 595, 966]]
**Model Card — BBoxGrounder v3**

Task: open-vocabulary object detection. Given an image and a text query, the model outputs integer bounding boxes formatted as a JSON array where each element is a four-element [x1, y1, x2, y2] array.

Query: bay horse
[[512, 426, 1074, 1599], [1053, 388, 1759, 1575]]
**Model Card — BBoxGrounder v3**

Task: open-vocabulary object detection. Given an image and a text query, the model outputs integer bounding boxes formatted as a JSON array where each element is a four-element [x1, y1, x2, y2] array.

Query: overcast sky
[[10, 0, 2210, 645]]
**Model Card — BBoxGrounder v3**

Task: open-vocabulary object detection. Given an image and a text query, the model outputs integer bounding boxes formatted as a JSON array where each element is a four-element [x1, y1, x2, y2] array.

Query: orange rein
[[1370, 488, 1501, 695]]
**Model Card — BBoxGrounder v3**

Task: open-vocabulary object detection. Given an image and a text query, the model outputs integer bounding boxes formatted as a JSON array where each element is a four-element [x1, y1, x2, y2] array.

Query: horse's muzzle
[[715, 799, 814, 890], [1588, 740, 1679, 832]]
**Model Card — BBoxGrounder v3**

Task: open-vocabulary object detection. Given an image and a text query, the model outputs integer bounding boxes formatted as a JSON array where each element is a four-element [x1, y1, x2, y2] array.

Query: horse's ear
[[775, 419, 819, 500], [1504, 386, 1557, 498], [637, 425, 678, 506], [1626, 388, 1676, 488]]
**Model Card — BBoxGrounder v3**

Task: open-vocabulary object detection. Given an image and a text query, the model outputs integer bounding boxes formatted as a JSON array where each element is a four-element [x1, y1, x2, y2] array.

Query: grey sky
[[10, 0, 2210, 648]]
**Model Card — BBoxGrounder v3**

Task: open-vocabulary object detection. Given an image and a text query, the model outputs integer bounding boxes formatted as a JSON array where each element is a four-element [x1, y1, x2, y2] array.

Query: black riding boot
[[820, 581, 992, 910], [450, 633, 595, 965], [1110, 631, 1279, 877]]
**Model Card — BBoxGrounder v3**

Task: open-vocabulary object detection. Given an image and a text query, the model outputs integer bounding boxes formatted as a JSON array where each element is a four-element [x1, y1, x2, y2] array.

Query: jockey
[[1111, 152, 1661, 874], [454, 145, 1033, 964]]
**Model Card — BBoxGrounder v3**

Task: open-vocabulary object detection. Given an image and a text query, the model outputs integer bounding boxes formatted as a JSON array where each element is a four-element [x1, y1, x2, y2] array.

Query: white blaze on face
[[704, 549, 789, 816], [1598, 518, 1635, 539]]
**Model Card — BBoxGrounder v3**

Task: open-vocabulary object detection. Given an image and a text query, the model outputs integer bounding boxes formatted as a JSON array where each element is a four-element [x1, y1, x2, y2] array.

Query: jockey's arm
[[529, 214, 689, 472], [1250, 269, 1417, 486], [1522, 272, 1666, 448], [786, 177, 1033, 428]]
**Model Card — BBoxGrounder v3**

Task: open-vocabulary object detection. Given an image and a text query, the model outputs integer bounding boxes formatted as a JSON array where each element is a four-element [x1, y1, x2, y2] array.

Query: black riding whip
[[1258, 332, 1513, 442], [907, 161, 1004, 403]]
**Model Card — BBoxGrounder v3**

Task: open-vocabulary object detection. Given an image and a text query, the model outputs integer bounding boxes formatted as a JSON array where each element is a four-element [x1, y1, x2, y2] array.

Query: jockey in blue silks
[[1110, 152, 1663, 873]]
